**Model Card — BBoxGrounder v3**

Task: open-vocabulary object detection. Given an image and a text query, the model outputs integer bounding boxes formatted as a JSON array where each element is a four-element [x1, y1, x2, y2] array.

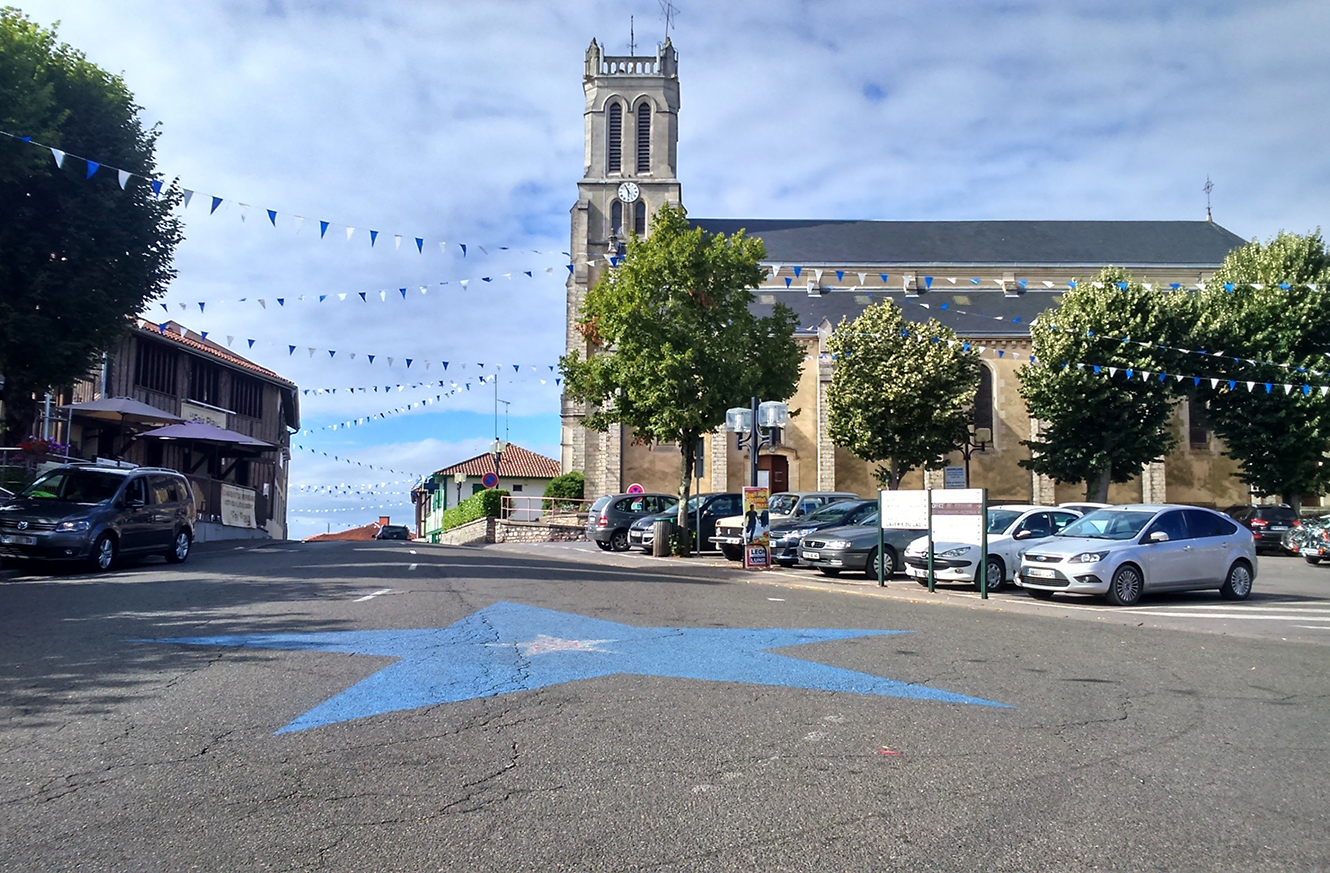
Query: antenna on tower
[[629, 15, 636, 56], [1204, 176, 1214, 221], [660, 0, 679, 41]]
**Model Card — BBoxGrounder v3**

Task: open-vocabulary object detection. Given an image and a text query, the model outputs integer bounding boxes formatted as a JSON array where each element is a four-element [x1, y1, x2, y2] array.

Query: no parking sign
[[481, 471, 499, 489]]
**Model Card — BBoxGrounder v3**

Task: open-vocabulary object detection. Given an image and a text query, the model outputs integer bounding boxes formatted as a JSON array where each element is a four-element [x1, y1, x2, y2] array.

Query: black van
[[0, 465, 197, 571]]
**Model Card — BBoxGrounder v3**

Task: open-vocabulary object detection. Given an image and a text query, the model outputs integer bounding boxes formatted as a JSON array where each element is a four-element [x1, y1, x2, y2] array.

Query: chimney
[[378, 516, 390, 527]]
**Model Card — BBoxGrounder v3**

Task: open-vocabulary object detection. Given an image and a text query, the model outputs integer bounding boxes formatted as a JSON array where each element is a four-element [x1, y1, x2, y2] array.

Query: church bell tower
[[561, 38, 681, 496]]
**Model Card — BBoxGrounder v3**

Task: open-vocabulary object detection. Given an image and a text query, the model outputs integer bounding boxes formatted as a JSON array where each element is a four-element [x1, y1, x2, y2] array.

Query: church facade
[[562, 39, 1252, 507]]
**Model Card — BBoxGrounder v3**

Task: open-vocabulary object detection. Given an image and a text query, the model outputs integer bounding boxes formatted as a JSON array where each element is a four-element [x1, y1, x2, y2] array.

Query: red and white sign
[[626, 483, 644, 494]]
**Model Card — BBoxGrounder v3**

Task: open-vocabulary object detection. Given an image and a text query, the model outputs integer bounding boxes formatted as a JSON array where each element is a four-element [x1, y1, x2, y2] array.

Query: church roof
[[691, 219, 1246, 268], [753, 289, 1058, 339]]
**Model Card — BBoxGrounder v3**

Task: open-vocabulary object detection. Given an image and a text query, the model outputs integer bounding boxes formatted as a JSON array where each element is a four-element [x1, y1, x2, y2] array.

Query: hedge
[[440, 488, 508, 532], [542, 471, 584, 510]]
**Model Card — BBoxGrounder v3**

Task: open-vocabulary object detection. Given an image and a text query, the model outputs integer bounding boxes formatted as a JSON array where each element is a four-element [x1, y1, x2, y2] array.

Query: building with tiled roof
[[413, 444, 562, 541]]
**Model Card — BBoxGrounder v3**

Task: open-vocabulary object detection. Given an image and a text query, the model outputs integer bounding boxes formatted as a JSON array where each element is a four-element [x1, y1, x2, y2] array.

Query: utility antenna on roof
[[660, 0, 679, 41], [1204, 176, 1214, 222], [629, 15, 636, 56]]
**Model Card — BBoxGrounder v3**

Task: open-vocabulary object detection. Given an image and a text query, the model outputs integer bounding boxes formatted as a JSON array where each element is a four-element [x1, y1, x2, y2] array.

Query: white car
[[1016, 504, 1257, 606], [902, 505, 1081, 591]]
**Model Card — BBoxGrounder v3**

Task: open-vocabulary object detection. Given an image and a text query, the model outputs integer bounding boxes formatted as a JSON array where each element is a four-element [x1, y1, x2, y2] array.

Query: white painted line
[[1123, 603, 1330, 613], [408, 563, 418, 571], [768, 597, 786, 601], [1295, 625, 1330, 631], [409, 550, 417, 554], [352, 588, 393, 603], [1128, 611, 1330, 621]]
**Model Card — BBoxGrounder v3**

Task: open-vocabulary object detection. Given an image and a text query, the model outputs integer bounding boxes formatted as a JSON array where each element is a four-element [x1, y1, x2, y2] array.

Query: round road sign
[[626, 483, 644, 494], [481, 471, 499, 489]]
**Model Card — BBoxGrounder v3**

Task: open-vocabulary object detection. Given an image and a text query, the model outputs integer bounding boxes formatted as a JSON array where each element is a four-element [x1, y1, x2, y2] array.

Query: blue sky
[[11, 0, 1329, 538]]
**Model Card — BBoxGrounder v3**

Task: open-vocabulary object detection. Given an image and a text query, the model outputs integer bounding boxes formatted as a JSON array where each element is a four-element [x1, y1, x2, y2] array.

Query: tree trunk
[[0, 378, 39, 445], [1087, 466, 1112, 503], [1283, 492, 1303, 515], [888, 457, 901, 491], [675, 435, 695, 553]]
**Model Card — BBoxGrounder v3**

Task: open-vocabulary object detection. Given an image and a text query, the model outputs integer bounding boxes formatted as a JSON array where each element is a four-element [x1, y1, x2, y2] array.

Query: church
[[562, 38, 1251, 507]]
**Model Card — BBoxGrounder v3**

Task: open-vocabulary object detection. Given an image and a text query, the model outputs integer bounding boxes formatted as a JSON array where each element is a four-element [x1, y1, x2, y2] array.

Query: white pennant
[[182, 189, 194, 208], [50, 148, 65, 168], [394, 235, 402, 250], [1246, 381, 1256, 392], [294, 216, 304, 232], [346, 227, 355, 241], [1211, 378, 1220, 388], [858, 273, 867, 284], [117, 169, 131, 189], [1108, 367, 1118, 377], [1285, 384, 1294, 394], [258, 299, 266, 309]]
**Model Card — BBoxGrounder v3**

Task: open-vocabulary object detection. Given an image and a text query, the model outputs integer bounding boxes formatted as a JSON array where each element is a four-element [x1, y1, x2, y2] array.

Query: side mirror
[[1148, 530, 1169, 543], [1013, 529, 1033, 540]]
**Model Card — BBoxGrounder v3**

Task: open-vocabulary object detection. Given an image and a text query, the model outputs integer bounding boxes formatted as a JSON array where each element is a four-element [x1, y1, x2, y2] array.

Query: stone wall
[[436, 516, 587, 545], [439, 517, 494, 546]]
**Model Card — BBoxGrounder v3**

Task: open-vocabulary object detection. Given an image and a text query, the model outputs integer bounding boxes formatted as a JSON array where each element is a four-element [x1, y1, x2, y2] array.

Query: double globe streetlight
[[725, 398, 789, 487]]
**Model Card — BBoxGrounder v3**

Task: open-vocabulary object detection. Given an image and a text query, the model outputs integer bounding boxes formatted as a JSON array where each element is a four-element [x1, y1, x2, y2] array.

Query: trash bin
[[651, 518, 673, 557]]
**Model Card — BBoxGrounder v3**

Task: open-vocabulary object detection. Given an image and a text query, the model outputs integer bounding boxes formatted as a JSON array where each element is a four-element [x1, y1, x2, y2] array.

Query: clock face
[[617, 181, 640, 203]]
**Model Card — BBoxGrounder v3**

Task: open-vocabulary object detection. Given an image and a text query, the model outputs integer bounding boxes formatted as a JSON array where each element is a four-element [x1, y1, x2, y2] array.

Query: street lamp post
[[490, 438, 507, 481], [959, 425, 992, 488], [725, 398, 789, 487]]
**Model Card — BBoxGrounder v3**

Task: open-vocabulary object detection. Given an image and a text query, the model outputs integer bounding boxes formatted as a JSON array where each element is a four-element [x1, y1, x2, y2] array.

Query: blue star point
[[151, 602, 1009, 733]]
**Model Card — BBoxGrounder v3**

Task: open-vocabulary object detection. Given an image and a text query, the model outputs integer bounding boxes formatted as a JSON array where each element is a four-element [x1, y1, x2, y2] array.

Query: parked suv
[[0, 464, 197, 571], [711, 491, 859, 561], [1224, 504, 1300, 552], [587, 492, 679, 552]]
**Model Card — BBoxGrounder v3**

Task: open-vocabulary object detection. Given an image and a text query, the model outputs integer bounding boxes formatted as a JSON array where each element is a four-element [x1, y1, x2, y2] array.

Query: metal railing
[[500, 495, 596, 524]]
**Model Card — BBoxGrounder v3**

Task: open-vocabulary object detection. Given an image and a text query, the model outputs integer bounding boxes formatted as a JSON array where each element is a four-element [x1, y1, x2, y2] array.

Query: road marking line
[[409, 563, 418, 571], [1295, 625, 1330, 630], [353, 588, 392, 602], [1128, 611, 1330, 621], [768, 597, 786, 601]]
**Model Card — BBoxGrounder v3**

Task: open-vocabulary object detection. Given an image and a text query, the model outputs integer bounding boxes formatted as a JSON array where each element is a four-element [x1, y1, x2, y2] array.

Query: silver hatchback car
[[1015, 504, 1256, 606]]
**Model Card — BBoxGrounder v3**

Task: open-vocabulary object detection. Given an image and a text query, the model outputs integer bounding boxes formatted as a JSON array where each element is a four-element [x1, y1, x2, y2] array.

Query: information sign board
[[943, 466, 967, 489], [742, 486, 770, 570], [879, 489, 929, 529], [930, 488, 985, 543]]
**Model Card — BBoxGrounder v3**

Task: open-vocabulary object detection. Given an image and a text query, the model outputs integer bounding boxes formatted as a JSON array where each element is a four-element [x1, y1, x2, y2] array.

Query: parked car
[[375, 525, 412, 540], [1016, 504, 1257, 606], [586, 492, 679, 552], [0, 464, 196, 571], [711, 491, 859, 560], [767, 499, 878, 567], [1224, 504, 1300, 552], [1059, 501, 1110, 516], [628, 492, 742, 553], [902, 505, 1081, 591], [798, 511, 926, 578]]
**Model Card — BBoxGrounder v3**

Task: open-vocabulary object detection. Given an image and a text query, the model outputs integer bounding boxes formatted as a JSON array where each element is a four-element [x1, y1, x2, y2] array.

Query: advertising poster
[[742, 486, 771, 570], [220, 483, 257, 529]]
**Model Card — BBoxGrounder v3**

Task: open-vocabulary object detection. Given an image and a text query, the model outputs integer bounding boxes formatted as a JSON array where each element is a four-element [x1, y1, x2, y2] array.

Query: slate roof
[[431, 444, 561, 479], [691, 219, 1247, 268], [753, 289, 1053, 338]]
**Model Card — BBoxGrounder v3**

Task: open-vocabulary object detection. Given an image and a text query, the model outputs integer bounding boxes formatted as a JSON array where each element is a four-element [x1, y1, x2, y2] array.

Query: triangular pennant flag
[[400, 288, 407, 299], [370, 230, 379, 246], [267, 209, 277, 226], [924, 276, 933, 289], [247, 339, 256, 348], [289, 345, 296, 355], [150, 178, 163, 197], [367, 355, 375, 364], [320, 220, 330, 238], [277, 298, 285, 306], [117, 169, 131, 189], [50, 148, 65, 168], [210, 196, 222, 214], [198, 302, 206, 313], [415, 237, 424, 253], [85, 160, 100, 179], [309, 348, 317, 357], [387, 357, 394, 366], [346, 227, 355, 241], [1108, 367, 1118, 377], [394, 234, 401, 250], [359, 292, 367, 302], [329, 350, 336, 358], [460, 244, 467, 256], [257, 299, 266, 309], [182, 189, 194, 208]]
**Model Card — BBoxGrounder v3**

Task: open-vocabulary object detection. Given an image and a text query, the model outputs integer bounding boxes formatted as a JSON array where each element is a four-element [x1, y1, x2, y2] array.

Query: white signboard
[[879, 489, 929, 529], [220, 483, 257, 529], [943, 466, 966, 489], [930, 488, 985, 543], [180, 400, 229, 428]]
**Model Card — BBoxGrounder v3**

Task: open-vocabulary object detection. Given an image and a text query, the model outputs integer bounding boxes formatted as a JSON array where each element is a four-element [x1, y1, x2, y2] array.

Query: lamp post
[[725, 398, 789, 487], [490, 438, 507, 483], [959, 425, 992, 488]]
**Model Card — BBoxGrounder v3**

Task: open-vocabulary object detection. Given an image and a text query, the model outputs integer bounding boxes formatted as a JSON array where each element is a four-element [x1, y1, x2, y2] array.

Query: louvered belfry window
[[636, 102, 651, 172], [633, 199, 646, 236], [607, 102, 622, 173], [610, 200, 623, 234]]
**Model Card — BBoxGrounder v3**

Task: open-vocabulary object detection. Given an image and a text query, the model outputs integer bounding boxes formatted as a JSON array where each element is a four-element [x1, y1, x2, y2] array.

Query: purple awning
[[137, 420, 275, 449], [61, 397, 184, 424]]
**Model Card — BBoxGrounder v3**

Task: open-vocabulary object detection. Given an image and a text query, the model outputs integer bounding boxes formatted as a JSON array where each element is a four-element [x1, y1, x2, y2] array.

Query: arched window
[[974, 364, 994, 431], [607, 102, 622, 173], [610, 200, 623, 235], [633, 199, 646, 236], [636, 101, 651, 172]]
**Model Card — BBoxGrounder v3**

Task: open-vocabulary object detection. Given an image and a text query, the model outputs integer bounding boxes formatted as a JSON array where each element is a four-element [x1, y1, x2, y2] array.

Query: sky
[[9, 0, 1329, 539]]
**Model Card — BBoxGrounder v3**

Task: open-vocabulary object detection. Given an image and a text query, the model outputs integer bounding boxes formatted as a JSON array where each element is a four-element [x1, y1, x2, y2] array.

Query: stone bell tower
[[561, 38, 681, 497]]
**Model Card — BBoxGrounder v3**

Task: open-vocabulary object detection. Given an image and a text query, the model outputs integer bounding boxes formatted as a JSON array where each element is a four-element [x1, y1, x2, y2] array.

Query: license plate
[[1270, 525, 1289, 532], [801, 550, 819, 561], [1026, 567, 1058, 579], [1, 534, 36, 546], [906, 566, 925, 578]]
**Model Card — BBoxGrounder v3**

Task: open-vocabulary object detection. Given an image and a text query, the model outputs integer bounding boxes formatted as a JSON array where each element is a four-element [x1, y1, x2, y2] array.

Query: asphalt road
[[1, 541, 1327, 872]]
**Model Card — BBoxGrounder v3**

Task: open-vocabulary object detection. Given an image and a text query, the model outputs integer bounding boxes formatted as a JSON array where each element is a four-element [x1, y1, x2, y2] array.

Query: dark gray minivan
[[586, 492, 679, 551], [0, 465, 197, 571]]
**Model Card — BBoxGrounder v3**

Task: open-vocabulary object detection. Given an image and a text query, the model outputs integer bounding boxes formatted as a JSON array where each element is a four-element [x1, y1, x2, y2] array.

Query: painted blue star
[[150, 602, 1008, 733]]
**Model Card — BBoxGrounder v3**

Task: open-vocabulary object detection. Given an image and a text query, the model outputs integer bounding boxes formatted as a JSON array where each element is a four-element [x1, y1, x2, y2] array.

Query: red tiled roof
[[135, 320, 296, 387], [431, 444, 561, 479], [304, 521, 381, 542]]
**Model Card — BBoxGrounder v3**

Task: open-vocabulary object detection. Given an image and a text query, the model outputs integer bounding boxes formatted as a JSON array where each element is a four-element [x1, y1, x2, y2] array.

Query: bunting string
[[1059, 361, 1330, 397], [292, 443, 424, 477], [767, 266, 1321, 294]]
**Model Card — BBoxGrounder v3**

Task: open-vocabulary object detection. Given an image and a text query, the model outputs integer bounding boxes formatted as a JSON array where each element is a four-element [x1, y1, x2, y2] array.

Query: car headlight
[[1068, 551, 1109, 564], [55, 519, 90, 532], [820, 539, 852, 550], [938, 546, 973, 558]]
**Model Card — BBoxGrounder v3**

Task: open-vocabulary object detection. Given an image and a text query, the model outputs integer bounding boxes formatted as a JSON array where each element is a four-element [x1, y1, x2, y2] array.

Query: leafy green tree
[[825, 300, 980, 490], [0, 9, 182, 441], [560, 204, 803, 545], [1018, 268, 1191, 501], [542, 471, 584, 510], [1186, 231, 1330, 511]]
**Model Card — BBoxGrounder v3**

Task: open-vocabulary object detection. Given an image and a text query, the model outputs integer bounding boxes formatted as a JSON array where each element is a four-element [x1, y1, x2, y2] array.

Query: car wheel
[[977, 555, 1005, 592], [594, 539, 612, 551], [1027, 588, 1056, 600], [864, 546, 897, 579], [1105, 564, 1143, 606], [818, 568, 841, 577], [1219, 560, 1253, 600], [165, 530, 191, 564], [609, 529, 630, 552], [720, 545, 742, 562], [1304, 555, 1320, 565], [89, 533, 117, 573], [915, 576, 930, 587]]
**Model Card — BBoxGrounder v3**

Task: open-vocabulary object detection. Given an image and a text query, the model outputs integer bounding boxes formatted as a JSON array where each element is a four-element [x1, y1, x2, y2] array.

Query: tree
[[0, 10, 182, 441], [560, 204, 803, 547], [1186, 231, 1330, 511], [1018, 268, 1191, 501], [825, 300, 980, 490]]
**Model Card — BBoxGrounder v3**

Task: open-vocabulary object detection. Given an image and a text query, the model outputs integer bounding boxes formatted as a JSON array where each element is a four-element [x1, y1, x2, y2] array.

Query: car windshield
[[19, 468, 124, 504], [801, 500, 864, 525], [767, 494, 800, 515], [987, 509, 1023, 534], [1056, 509, 1156, 540]]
